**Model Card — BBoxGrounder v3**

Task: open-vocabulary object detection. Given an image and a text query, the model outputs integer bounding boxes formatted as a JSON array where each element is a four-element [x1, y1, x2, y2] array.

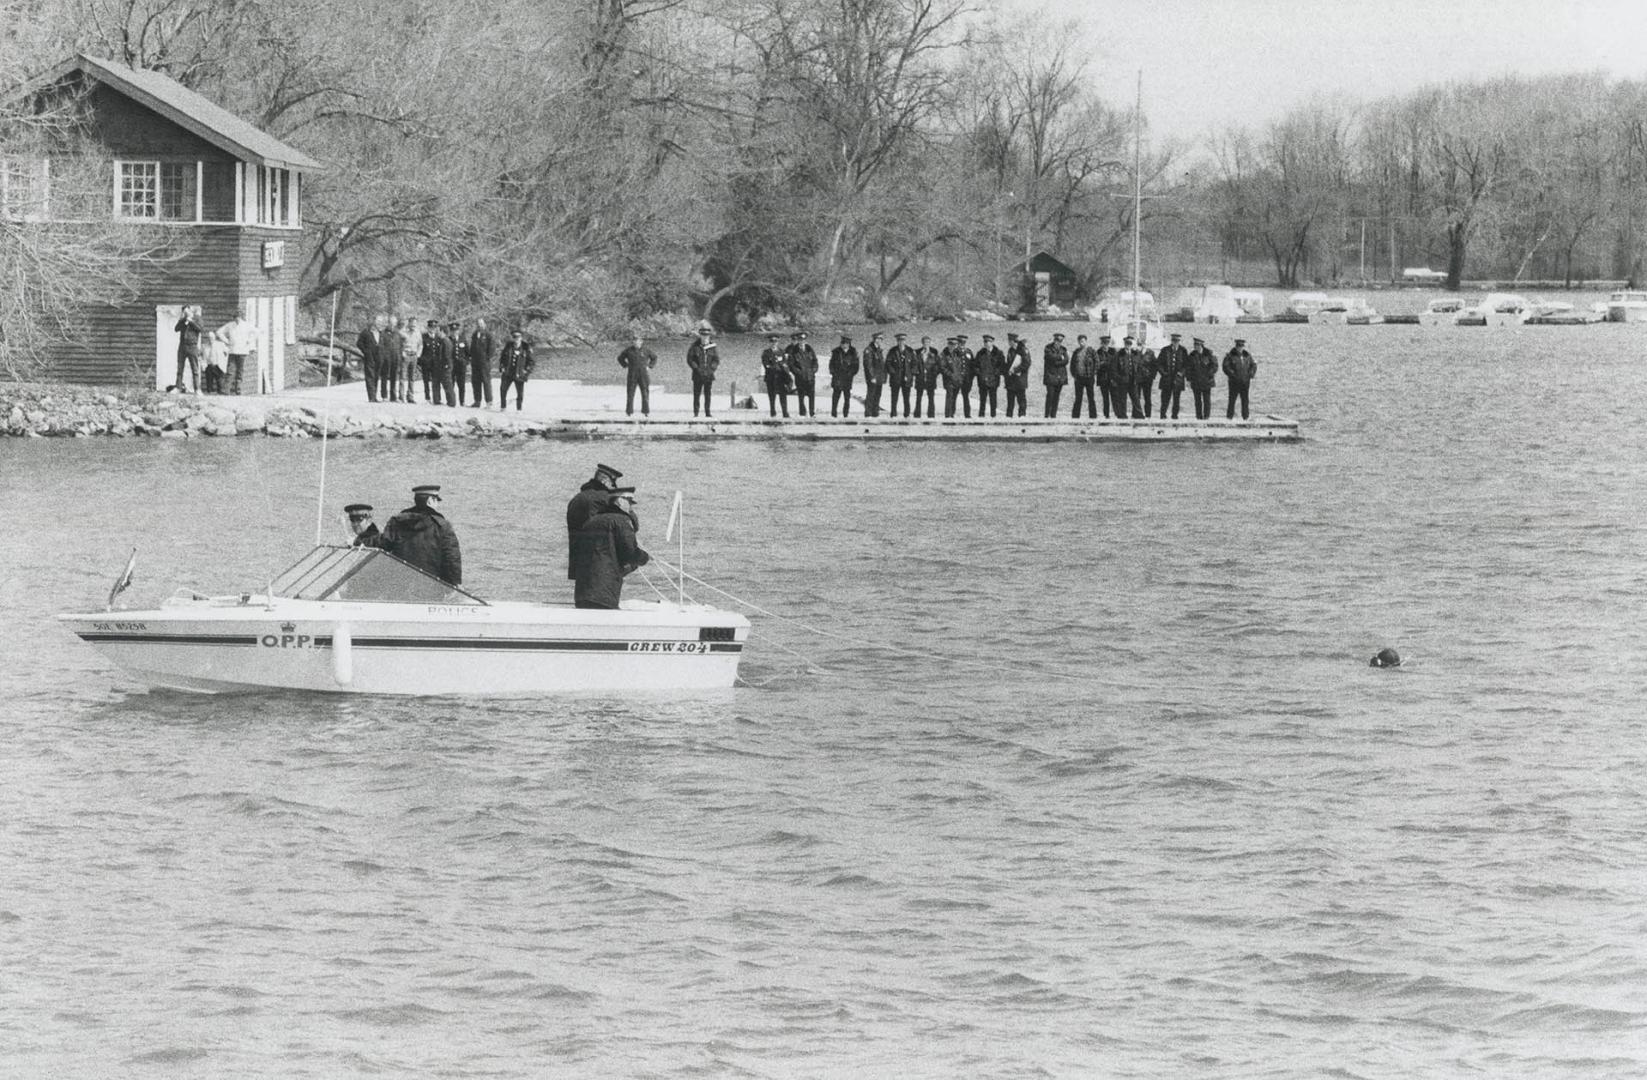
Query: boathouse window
[[0, 158, 49, 221], [244, 165, 297, 228], [114, 160, 200, 222]]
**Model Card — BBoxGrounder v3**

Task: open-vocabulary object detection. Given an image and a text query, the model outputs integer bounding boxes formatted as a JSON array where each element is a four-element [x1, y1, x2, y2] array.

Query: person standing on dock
[[1003, 333, 1031, 417], [419, 320, 443, 405], [955, 334, 976, 418], [861, 331, 887, 417], [973, 333, 1004, 418], [382, 485, 462, 586], [172, 305, 203, 394], [498, 327, 534, 410], [1042, 332, 1069, 418], [1134, 338, 1158, 418], [829, 334, 860, 417], [914, 335, 941, 418], [1187, 337, 1218, 419], [449, 321, 470, 405], [1155, 332, 1190, 420], [687, 322, 720, 418], [398, 317, 421, 403], [1068, 333, 1098, 419], [940, 337, 962, 418], [357, 316, 386, 403], [1223, 338, 1257, 420], [760, 334, 792, 417], [381, 317, 404, 402], [468, 319, 495, 407], [886, 332, 915, 417], [1118, 335, 1144, 418], [786, 332, 819, 417], [1095, 335, 1118, 418], [618, 332, 657, 417], [215, 311, 257, 395]]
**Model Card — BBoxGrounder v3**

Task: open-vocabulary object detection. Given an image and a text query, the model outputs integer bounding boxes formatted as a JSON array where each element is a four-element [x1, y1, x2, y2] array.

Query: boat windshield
[[268, 545, 487, 605]]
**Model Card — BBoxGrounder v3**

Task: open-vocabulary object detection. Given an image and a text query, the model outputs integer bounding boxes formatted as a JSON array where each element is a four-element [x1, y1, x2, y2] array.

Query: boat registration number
[[627, 641, 710, 654]]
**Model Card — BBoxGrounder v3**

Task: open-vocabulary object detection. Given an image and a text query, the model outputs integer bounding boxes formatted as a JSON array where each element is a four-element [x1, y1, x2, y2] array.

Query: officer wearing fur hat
[[381, 485, 462, 586], [686, 322, 720, 418], [1186, 336, 1218, 419], [829, 333, 860, 417]]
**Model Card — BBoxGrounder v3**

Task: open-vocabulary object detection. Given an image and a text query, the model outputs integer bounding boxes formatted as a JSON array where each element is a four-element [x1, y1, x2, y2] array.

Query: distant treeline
[[5, 0, 1645, 347]]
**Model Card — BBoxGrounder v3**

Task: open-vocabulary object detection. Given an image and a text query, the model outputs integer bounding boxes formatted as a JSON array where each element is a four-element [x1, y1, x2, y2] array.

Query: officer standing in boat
[[570, 488, 651, 609], [1223, 338, 1257, 420], [1187, 336, 1218, 419], [1042, 332, 1069, 417], [381, 484, 462, 586], [567, 463, 624, 578], [760, 333, 792, 418], [886, 332, 915, 417], [344, 503, 381, 548], [913, 334, 941, 418], [1003, 332, 1031, 417], [1154, 332, 1190, 419]]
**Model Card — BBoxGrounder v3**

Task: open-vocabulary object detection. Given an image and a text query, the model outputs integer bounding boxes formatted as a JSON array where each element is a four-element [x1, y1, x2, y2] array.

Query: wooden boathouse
[[7, 54, 322, 390]]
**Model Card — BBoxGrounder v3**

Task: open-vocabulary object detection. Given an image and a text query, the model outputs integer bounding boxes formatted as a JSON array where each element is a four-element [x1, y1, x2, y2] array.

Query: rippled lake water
[[2, 318, 1645, 1077]]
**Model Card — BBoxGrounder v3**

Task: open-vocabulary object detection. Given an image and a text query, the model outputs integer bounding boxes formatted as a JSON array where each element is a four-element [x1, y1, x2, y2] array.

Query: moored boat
[[1417, 296, 1473, 326], [60, 544, 750, 695], [1604, 289, 1647, 322]]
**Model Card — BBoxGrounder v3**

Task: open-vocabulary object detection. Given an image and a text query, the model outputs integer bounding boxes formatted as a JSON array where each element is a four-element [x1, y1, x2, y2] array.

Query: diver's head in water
[[1369, 647, 1402, 668]]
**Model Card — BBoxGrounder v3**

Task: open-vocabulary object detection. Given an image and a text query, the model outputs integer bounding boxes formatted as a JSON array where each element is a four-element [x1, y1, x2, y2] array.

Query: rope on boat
[[637, 565, 825, 687]]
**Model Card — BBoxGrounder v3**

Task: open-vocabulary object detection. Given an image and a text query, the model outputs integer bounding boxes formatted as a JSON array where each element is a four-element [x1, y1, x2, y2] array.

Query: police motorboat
[[59, 544, 749, 695]]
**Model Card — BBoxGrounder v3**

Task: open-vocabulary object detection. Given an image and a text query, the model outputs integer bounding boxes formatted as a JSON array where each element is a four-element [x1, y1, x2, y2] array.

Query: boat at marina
[[1417, 296, 1474, 326], [1084, 72, 1165, 349], [1166, 284, 1242, 324], [60, 544, 749, 695], [1604, 289, 1647, 322], [1307, 297, 1380, 324]]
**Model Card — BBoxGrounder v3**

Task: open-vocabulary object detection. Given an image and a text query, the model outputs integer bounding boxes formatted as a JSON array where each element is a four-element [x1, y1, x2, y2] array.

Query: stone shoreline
[[2, 383, 554, 439]]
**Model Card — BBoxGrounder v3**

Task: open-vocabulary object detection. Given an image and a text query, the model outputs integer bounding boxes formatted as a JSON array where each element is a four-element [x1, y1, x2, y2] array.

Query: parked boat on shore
[[1604, 289, 1647, 322], [1418, 296, 1474, 326], [61, 544, 750, 695]]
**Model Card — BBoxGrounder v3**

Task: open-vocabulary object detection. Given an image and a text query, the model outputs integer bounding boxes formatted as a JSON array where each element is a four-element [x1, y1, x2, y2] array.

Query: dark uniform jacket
[[1042, 342, 1070, 386], [862, 342, 887, 384], [1155, 343, 1190, 391], [786, 343, 819, 383], [973, 345, 1006, 388], [175, 315, 203, 356], [566, 482, 612, 579], [1004, 341, 1031, 389], [382, 504, 462, 586], [420, 330, 450, 373], [618, 345, 656, 384], [469, 329, 496, 370], [356, 326, 383, 369], [451, 335, 469, 372], [1068, 345, 1098, 382], [761, 346, 793, 391], [914, 346, 942, 389], [351, 523, 382, 549], [829, 345, 860, 388], [499, 340, 534, 378], [570, 503, 651, 610], [1188, 347, 1218, 389], [383, 327, 404, 367], [1136, 349, 1158, 389], [687, 339, 719, 381], [1222, 347, 1257, 386], [887, 344, 916, 383], [1095, 346, 1118, 387], [1118, 347, 1147, 388]]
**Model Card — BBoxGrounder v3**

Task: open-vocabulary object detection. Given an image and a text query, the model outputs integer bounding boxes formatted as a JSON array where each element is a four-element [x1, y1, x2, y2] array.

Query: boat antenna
[[314, 290, 339, 544], [665, 490, 685, 605], [1132, 69, 1142, 333]]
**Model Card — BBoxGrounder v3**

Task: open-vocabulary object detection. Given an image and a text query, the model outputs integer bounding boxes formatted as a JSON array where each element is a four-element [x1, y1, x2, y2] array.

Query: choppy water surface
[[3, 320, 1646, 1078]]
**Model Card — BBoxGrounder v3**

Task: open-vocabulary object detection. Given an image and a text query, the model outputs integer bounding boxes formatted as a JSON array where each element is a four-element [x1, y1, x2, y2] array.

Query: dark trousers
[[452, 363, 468, 405], [1071, 380, 1096, 418], [692, 375, 714, 416], [1126, 386, 1143, 417], [421, 366, 434, 402], [627, 373, 651, 416], [173, 350, 199, 392], [915, 384, 936, 417], [500, 374, 526, 409], [437, 367, 456, 407], [766, 387, 790, 417], [1044, 384, 1063, 417], [1100, 385, 1117, 418], [470, 361, 492, 405], [1192, 385, 1212, 419], [796, 378, 816, 416], [362, 358, 381, 401], [202, 364, 223, 393], [864, 381, 883, 417], [889, 379, 910, 417], [1160, 385, 1183, 418], [1005, 384, 1027, 417], [831, 382, 854, 417], [228, 354, 246, 394], [959, 376, 974, 417], [943, 384, 960, 418], [976, 383, 998, 417], [1227, 382, 1250, 419], [1138, 383, 1154, 418]]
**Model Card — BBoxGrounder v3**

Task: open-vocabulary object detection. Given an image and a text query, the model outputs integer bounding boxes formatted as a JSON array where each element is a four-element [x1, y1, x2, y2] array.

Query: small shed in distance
[[1013, 251, 1080, 314]]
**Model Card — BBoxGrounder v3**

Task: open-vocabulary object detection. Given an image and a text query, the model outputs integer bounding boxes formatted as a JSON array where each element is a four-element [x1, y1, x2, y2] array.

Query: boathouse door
[[154, 304, 186, 391]]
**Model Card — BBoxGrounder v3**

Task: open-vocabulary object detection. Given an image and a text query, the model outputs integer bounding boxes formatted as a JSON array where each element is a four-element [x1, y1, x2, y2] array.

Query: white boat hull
[[61, 599, 750, 695], [1606, 304, 1647, 322]]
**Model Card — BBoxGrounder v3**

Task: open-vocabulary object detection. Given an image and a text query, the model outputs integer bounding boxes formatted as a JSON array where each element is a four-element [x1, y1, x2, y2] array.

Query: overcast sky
[[1023, 0, 1647, 146]]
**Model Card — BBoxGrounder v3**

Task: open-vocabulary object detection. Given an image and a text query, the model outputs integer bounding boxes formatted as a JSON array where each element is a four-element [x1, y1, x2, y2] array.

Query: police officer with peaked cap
[[381, 484, 462, 585]]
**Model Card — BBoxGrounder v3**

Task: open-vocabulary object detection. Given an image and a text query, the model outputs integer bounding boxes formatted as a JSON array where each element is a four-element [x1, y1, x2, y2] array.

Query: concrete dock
[[269, 380, 1300, 442]]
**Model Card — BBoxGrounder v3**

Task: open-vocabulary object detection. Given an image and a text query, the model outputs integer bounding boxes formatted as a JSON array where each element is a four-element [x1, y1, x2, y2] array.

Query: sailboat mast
[[1132, 71, 1142, 324]]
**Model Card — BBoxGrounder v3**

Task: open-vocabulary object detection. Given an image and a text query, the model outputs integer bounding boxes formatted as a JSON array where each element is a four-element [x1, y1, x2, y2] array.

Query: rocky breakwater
[[2, 384, 546, 439]]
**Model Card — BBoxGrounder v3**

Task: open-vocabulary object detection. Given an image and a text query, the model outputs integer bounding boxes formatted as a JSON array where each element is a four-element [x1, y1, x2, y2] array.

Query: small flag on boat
[[665, 491, 682, 542], [106, 548, 136, 611]]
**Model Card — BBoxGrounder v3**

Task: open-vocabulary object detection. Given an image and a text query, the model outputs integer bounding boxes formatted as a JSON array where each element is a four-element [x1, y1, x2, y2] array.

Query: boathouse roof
[[14, 53, 324, 172], [1011, 251, 1078, 277]]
